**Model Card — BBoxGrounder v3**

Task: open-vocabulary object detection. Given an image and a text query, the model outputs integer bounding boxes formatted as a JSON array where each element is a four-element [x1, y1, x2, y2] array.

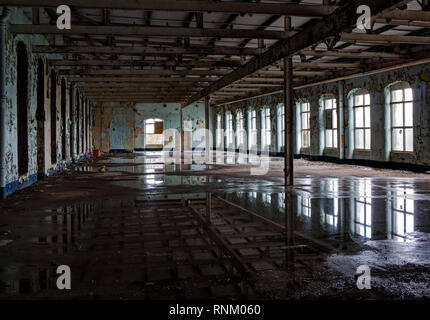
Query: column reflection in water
[[284, 191, 295, 272], [390, 184, 415, 242]]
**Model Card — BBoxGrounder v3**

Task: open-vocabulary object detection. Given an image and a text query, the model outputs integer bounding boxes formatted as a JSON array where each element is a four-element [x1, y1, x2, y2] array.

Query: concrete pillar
[[309, 96, 322, 158], [284, 56, 294, 186], [370, 91, 386, 162]]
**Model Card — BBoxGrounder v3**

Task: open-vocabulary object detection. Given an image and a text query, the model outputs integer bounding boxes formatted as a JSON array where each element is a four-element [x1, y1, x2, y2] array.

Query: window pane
[[365, 106, 371, 128], [392, 89, 403, 103], [355, 94, 363, 106], [365, 94, 370, 105], [332, 110, 337, 129], [404, 103, 413, 127], [406, 214, 414, 233], [355, 107, 364, 127], [326, 130, 332, 148], [146, 124, 155, 134], [325, 99, 332, 109], [392, 103, 404, 127], [404, 88, 413, 101], [266, 132, 271, 146], [302, 113, 308, 129], [405, 128, 413, 152], [355, 129, 364, 149], [333, 130, 338, 148], [365, 129, 371, 149], [392, 128, 403, 151]]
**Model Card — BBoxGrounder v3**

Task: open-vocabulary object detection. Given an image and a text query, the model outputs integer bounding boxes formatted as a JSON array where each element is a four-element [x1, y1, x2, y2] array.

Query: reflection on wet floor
[[1, 152, 430, 299], [223, 178, 430, 245]]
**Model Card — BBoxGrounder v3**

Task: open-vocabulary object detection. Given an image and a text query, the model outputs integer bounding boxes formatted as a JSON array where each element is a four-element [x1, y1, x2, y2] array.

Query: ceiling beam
[[0, 0, 338, 17], [181, 0, 408, 107], [382, 9, 430, 21], [340, 32, 430, 45], [10, 24, 293, 39], [33, 45, 264, 56], [60, 69, 230, 76], [69, 77, 216, 83], [299, 49, 404, 59], [48, 59, 242, 68]]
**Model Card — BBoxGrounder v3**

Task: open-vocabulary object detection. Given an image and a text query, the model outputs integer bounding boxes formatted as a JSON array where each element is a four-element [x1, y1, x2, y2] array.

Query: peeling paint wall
[[182, 102, 207, 150], [1, 8, 91, 196]]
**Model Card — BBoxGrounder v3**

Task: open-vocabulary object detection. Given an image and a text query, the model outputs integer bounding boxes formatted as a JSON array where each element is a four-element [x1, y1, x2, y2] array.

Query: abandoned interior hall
[[1, 0, 430, 300]]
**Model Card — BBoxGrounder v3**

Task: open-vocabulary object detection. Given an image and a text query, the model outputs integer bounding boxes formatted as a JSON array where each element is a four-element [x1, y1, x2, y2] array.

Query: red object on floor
[[93, 150, 101, 157]]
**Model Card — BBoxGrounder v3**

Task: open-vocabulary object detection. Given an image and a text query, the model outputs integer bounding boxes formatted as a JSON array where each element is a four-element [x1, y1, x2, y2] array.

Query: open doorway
[[36, 59, 45, 178], [16, 42, 29, 176], [145, 118, 164, 149]]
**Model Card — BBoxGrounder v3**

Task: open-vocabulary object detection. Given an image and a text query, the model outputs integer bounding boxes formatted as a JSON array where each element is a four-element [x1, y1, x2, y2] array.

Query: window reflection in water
[[145, 168, 163, 185], [353, 180, 372, 239], [278, 193, 285, 210], [296, 193, 311, 218], [392, 185, 414, 242], [321, 179, 339, 228], [262, 192, 271, 204]]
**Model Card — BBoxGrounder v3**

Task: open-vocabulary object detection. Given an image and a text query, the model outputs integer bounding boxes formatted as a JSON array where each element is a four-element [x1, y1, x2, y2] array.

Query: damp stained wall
[[93, 102, 207, 152]]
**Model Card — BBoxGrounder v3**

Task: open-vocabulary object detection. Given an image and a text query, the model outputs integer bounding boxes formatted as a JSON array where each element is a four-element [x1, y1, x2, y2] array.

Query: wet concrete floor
[[0, 151, 430, 299]]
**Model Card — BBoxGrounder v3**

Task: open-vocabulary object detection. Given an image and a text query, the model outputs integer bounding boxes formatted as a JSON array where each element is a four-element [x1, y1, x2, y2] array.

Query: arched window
[[76, 91, 80, 155], [249, 109, 257, 147], [225, 112, 233, 148], [278, 104, 285, 148], [236, 110, 244, 147], [353, 90, 371, 150], [263, 107, 271, 148], [61, 78, 67, 160], [299, 101, 310, 148], [216, 114, 223, 148], [322, 95, 337, 149], [390, 83, 413, 152], [16, 42, 29, 176], [36, 59, 45, 177], [50, 69, 57, 164], [69, 84, 73, 157]]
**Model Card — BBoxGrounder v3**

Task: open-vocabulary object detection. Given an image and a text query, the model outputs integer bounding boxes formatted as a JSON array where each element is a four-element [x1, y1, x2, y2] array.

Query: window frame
[[300, 101, 311, 149], [390, 85, 413, 152], [236, 110, 244, 147], [323, 96, 338, 149], [264, 107, 271, 148], [353, 90, 371, 151]]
